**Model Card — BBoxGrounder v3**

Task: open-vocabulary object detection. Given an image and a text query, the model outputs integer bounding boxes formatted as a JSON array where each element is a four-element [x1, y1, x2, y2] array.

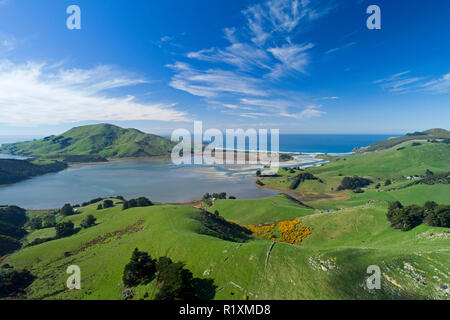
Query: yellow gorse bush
[[248, 219, 312, 244]]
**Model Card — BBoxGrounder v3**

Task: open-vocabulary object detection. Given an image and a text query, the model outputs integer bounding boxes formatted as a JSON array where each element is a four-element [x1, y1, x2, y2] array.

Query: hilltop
[[0, 124, 175, 160], [363, 128, 450, 152]]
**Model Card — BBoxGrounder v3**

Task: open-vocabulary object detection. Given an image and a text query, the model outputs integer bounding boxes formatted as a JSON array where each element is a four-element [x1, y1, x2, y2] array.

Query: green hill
[[2, 197, 448, 300], [0, 124, 175, 159], [259, 141, 450, 199], [364, 128, 449, 152]]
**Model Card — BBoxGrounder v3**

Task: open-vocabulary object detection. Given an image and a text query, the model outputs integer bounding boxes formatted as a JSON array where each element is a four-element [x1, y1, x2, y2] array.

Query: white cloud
[[243, 0, 335, 46], [375, 71, 423, 93], [422, 73, 450, 94], [325, 41, 357, 54], [280, 105, 324, 119], [168, 0, 337, 98], [0, 60, 188, 126], [187, 42, 270, 70], [375, 70, 450, 94], [160, 35, 172, 42], [267, 42, 314, 78], [0, 34, 17, 53], [240, 98, 325, 119], [166, 62, 267, 97]]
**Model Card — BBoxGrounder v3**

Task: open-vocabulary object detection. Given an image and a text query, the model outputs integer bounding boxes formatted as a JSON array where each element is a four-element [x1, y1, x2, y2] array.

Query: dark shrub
[[80, 215, 97, 229], [61, 203, 74, 216], [0, 266, 35, 298], [123, 248, 156, 287], [29, 216, 42, 230], [103, 200, 114, 208], [0, 221, 26, 239], [0, 235, 21, 256], [155, 262, 196, 300], [387, 201, 449, 230], [55, 221, 74, 238], [337, 176, 373, 191], [42, 215, 56, 228]]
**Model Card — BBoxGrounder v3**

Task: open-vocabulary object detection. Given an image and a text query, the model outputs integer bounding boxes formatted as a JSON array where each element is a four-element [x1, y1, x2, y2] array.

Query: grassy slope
[[259, 141, 449, 197], [365, 128, 450, 151], [4, 196, 449, 300], [0, 124, 174, 158], [210, 194, 315, 225]]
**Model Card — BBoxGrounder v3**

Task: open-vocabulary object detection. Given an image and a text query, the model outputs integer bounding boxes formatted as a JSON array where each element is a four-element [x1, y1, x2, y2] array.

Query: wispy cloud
[[167, 0, 337, 102], [187, 42, 270, 70], [375, 71, 423, 93], [375, 70, 450, 94], [279, 105, 325, 119], [166, 62, 267, 97], [421, 72, 450, 94], [325, 41, 357, 54], [0, 60, 189, 126], [267, 42, 314, 78], [0, 34, 17, 53], [240, 97, 325, 119]]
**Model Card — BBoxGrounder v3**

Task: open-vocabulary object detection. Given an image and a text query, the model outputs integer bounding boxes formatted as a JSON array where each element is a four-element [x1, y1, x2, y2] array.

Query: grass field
[[210, 194, 315, 225], [3, 194, 449, 300], [259, 141, 449, 198]]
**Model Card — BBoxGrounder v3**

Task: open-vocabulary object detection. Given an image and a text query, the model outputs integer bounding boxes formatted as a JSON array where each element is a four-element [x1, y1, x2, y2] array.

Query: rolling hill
[[258, 140, 450, 199], [0, 124, 175, 159], [364, 128, 450, 152], [2, 196, 448, 300]]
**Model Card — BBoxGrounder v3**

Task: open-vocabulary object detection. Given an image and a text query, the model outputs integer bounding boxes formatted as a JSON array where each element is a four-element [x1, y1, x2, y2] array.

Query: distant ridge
[[0, 124, 175, 159], [363, 128, 450, 152]]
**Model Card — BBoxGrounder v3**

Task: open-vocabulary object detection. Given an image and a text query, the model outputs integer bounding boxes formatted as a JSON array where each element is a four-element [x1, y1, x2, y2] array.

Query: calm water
[[0, 159, 280, 209], [0, 134, 393, 209]]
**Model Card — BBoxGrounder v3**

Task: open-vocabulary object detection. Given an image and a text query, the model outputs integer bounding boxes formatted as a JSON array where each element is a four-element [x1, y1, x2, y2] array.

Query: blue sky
[[0, 0, 449, 137]]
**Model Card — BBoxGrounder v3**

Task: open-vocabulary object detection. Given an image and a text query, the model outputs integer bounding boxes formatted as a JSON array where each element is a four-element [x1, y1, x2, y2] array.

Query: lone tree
[[103, 200, 114, 208], [155, 261, 197, 300], [61, 204, 74, 216], [80, 215, 97, 229], [123, 248, 156, 287], [55, 221, 74, 238]]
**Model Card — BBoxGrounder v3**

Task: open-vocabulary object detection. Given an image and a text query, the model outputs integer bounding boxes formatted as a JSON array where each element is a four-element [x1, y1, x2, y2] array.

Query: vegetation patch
[[387, 201, 449, 231], [289, 172, 322, 190], [0, 159, 67, 185], [337, 176, 373, 191], [248, 219, 312, 244]]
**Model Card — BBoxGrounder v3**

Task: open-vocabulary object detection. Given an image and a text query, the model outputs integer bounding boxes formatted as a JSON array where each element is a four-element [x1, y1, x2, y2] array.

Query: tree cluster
[[337, 176, 373, 191], [386, 201, 449, 231], [289, 172, 322, 190], [0, 264, 35, 298], [122, 248, 216, 300], [122, 197, 153, 210], [0, 206, 27, 256]]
